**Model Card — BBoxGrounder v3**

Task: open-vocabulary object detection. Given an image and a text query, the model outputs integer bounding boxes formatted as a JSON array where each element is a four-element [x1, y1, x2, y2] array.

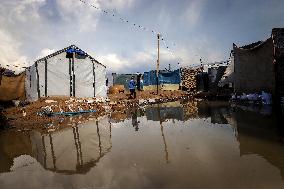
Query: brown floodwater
[[1, 101, 284, 189]]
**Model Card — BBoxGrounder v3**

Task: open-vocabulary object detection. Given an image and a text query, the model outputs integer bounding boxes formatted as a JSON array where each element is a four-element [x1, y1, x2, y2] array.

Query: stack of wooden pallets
[[181, 67, 202, 91]]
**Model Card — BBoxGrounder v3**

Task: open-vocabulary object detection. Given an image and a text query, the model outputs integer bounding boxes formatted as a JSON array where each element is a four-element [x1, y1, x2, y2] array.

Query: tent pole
[[72, 52, 75, 97], [156, 33, 160, 94], [44, 59, 48, 97]]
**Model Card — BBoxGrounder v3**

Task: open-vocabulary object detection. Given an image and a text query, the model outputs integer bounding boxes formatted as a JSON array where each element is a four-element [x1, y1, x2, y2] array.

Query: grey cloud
[[0, 0, 284, 73]]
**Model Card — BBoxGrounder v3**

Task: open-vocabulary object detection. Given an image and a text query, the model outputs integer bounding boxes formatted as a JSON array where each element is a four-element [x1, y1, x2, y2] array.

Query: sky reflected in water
[[1, 101, 284, 189]]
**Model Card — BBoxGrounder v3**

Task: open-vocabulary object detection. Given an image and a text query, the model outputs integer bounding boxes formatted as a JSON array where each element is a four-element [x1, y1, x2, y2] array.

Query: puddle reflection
[[0, 116, 111, 174], [1, 101, 284, 189]]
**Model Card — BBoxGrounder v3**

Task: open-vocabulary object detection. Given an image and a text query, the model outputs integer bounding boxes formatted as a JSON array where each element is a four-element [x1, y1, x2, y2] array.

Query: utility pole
[[156, 33, 160, 94]]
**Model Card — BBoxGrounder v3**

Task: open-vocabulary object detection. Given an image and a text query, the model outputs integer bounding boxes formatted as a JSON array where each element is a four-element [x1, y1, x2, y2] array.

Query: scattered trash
[[45, 100, 57, 103], [44, 123, 54, 128], [86, 99, 95, 104], [139, 99, 147, 105], [37, 106, 53, 116], [148, 99, 156, 103], [12, 100, 20, 107]]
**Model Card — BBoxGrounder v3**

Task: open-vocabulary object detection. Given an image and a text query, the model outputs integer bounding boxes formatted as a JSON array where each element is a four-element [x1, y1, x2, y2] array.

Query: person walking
[[140, 75, 144, 91], [128, 76, 136, 99]]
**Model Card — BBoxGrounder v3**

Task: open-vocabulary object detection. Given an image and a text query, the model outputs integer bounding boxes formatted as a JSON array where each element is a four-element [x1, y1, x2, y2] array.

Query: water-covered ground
[[1, 101, 284, 189]]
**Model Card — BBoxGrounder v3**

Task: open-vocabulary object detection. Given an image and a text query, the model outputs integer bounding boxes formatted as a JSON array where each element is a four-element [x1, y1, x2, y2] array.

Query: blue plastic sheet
[[143, 69, 181, 86], [50, 110, 97, 116], [66, 47, 86, 56]]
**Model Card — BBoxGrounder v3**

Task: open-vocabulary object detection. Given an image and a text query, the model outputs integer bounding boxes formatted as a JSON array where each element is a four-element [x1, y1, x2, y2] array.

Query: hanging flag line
[[78, 0, 159, 35], [1, 0, 182, 71], [77, 0, 182, 66]]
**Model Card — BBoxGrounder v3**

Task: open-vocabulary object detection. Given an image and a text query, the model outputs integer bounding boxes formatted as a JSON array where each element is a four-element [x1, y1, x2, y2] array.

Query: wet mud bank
[[1, 90, 195, 133]]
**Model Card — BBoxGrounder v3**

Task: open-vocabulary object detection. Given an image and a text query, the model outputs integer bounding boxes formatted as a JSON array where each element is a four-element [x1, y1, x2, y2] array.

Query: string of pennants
[[1, 0, 182, 71], [78, 0, 181, 64]]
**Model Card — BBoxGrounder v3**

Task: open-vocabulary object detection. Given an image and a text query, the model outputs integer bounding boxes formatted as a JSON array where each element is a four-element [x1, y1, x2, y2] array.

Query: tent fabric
[[25, 65, 38, 101], [26, 46, 107, 101], [45, 53, 70, 97], [233, 37, 275, 94], [0, 72, 26, 101], [143, 69, 181, 86], [94, 63, 107, 97]]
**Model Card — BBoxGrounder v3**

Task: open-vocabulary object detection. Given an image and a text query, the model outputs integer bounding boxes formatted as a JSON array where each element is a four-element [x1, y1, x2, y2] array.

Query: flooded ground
[[1, 100, 284, 189]]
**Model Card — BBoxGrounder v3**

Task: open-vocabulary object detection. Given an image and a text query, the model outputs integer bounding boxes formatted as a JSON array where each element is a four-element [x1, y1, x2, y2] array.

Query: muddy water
[[1, 101, 284, 189]]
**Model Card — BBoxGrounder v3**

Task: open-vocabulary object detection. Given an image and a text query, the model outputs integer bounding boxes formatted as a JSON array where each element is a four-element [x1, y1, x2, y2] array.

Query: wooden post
[[156, 33, 160, 94]]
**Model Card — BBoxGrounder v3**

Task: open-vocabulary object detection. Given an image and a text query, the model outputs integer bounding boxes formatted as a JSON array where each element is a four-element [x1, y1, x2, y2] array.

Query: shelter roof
[[233, 38, 272, 51], [35, 45, 106, 68]]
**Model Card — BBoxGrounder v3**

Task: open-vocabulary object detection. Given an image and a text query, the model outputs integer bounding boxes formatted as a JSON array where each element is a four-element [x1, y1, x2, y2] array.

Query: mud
[[2, 90, 194, 132]]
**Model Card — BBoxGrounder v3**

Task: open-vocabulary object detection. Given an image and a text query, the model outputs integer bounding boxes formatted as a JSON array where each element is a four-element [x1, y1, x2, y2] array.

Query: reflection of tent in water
[[228, 109, 284, 179], [145, 102, 184, 121], [29, 116, 111, 174]]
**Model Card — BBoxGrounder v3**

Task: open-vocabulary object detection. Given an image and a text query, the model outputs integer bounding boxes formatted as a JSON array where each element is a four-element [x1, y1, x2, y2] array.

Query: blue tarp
[[66, 47, 86, 56], [50, 110, 97, 116], [143, 69, 181, 86]]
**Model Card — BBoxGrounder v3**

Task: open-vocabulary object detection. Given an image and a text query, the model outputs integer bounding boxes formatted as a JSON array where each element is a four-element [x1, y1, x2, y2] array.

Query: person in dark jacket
[[0, 67, 5, 85], [128, 76, 136, 99]]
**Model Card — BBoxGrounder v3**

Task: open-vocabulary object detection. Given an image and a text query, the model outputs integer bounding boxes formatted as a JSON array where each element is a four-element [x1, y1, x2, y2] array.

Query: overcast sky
[[1, 0, 284, 74]]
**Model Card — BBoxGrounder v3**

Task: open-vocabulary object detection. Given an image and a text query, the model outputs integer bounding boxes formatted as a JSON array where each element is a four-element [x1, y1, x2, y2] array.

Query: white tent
[[26, 45, 107, 101]]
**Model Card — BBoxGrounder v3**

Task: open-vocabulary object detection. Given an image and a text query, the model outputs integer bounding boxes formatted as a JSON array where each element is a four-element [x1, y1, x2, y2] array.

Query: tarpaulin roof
[[35, 45, 106, 68], [66, 47, 86, 56]]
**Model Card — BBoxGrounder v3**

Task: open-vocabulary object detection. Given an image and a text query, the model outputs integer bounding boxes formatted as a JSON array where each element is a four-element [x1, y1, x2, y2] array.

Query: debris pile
[[3, 90, 194, 132], [3, 97, 106, 132]]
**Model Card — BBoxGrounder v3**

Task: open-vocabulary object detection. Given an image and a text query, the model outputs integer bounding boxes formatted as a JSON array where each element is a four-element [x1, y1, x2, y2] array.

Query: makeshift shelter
[[143, 69, 181, 91], [0, 70, 26, 102], [26, 45, 107, 101], [232, 38, 275, 94], [272, 28, 284, 107]]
